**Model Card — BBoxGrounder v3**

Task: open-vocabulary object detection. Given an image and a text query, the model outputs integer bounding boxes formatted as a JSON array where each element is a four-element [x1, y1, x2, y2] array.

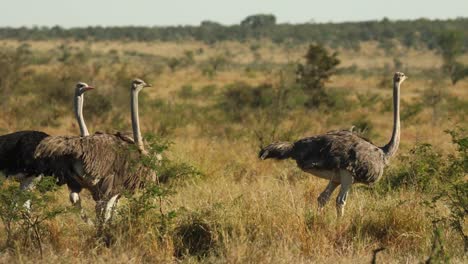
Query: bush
[[173, 214, 217, 258], [378, 143, 444, 193], [219, 82, 276, 121], [0, 177, 69, 257], [429, 128, 468, 252]]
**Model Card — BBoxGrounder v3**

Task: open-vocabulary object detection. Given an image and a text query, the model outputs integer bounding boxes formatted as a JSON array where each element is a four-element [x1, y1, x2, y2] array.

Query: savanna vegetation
[[0, 15, 467, 263]]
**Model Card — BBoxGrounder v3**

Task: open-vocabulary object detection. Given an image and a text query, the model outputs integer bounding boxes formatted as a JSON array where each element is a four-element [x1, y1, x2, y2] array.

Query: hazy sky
[[1, 0, 467, 28]]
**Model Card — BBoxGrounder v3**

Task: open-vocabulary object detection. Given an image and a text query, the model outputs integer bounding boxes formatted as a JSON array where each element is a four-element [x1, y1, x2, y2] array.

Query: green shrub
[[0, 177, 69, 257], [429, 128, 468, 252], [378, 143, 444, 193], [219, 82, 276, 121]]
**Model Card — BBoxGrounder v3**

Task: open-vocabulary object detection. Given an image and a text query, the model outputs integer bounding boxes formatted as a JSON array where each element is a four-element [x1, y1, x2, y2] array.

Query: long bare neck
[[381, 80, 401, 159], [74, 94, 89, 136], [131, 89, 145, 153]]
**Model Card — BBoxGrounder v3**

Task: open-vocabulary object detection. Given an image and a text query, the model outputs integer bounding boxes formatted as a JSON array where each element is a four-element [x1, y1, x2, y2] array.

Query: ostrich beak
[[84, 86, 94, 91], [144, 83, 152, 88]]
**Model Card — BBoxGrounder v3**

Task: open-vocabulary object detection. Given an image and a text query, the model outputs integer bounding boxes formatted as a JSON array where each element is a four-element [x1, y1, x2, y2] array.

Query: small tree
[[296, 44, 340, 107], [437, 31, 468, 85]]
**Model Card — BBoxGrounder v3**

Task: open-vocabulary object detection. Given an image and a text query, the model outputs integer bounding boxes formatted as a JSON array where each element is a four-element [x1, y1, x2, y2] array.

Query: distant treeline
[[1, 15, 467, 49]]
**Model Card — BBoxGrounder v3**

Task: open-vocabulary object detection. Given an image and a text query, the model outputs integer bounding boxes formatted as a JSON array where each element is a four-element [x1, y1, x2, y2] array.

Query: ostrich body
[[0, 83, 94, 206], [0, 130, 52, 188], [35, 79, 155, 229], [259, 72, 406, 216]]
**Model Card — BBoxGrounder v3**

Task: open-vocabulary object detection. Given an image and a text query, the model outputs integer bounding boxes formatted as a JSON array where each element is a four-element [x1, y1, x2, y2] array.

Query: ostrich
[[34, 78, 155, 231], [0, 83, 94, 209], [259, 72, 407, 216]]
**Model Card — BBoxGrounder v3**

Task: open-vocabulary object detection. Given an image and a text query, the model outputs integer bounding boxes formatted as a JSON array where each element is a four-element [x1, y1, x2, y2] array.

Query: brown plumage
[[259, 72, 407, 216], [34, 78, 154, 230], [34, 133, 154, 199]]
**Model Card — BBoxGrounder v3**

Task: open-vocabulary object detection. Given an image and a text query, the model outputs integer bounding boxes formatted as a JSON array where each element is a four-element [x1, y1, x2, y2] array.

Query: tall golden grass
[[0, 39, 466, 263]]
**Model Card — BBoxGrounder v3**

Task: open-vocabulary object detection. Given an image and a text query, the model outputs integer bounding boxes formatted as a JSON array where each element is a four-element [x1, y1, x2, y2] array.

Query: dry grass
[[0, 39, 467, 263]]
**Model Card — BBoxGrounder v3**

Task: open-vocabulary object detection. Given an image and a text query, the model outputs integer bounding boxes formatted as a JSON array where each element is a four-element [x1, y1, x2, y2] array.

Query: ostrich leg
[[336, 171, 353, 217], [95, 194, 120, 234], [18, 174, 43, 211], [104, 194, 120, 223], [317, 180, 339, 212]]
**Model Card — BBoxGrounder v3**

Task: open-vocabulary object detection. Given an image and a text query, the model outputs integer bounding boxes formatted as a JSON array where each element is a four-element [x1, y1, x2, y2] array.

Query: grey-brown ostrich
[[34, 79, 155, 231], [259, 72, 407, 216], [0, 82, 94, 209]]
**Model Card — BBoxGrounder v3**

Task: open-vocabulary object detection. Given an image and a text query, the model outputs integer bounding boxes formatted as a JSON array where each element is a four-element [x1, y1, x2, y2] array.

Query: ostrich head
[[131, 78, 152, 92], [75, 82, 94, 96], [393, 72, 407, 84]]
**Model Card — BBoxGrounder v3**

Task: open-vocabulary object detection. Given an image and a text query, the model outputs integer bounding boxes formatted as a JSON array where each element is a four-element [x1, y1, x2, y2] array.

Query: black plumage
[[0, 130, 51, 177]]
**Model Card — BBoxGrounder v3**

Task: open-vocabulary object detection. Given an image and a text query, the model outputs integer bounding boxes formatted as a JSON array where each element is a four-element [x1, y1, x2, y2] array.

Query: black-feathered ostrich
[[0, 83, 94, 209], [34, 79, 155, 231], [259, 72, 407, 216]]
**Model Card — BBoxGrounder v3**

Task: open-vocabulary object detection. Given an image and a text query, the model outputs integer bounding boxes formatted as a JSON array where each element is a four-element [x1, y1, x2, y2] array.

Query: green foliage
[[158, 161, 203, 185], [0, 44, 32, 104], [201, 54, 230, 77], [117, 181, 177, 241], [1, 18, 467, 51], [437, 31, 468, 85], [378, 128, 467, 253], [84, 92, 113, 121], [296, 44, 340, 108], [296, 44, 340, 91], [448, 62, 468, 85], [114, 135, 174, 242], [167, 57, 182, 72], [321, 88, 352, 111], [400, 100, 423, 122], [379, 143, 444, 193], [0, 177, 69, 257], [167, 51, 196, 72], [425, 226, 451, 263], [437, 31, 463, 63], [241, 14, 276, 29], [428, 128, 468, 252], [219, 82, 276, 121], [115, 134, 202, 244]]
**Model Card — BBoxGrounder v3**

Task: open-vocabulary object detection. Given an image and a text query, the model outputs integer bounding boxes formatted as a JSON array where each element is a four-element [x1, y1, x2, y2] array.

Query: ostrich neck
[[381, 81, 400, 159], [131, 89, 145, 152], [74, 94, 89, 136]]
